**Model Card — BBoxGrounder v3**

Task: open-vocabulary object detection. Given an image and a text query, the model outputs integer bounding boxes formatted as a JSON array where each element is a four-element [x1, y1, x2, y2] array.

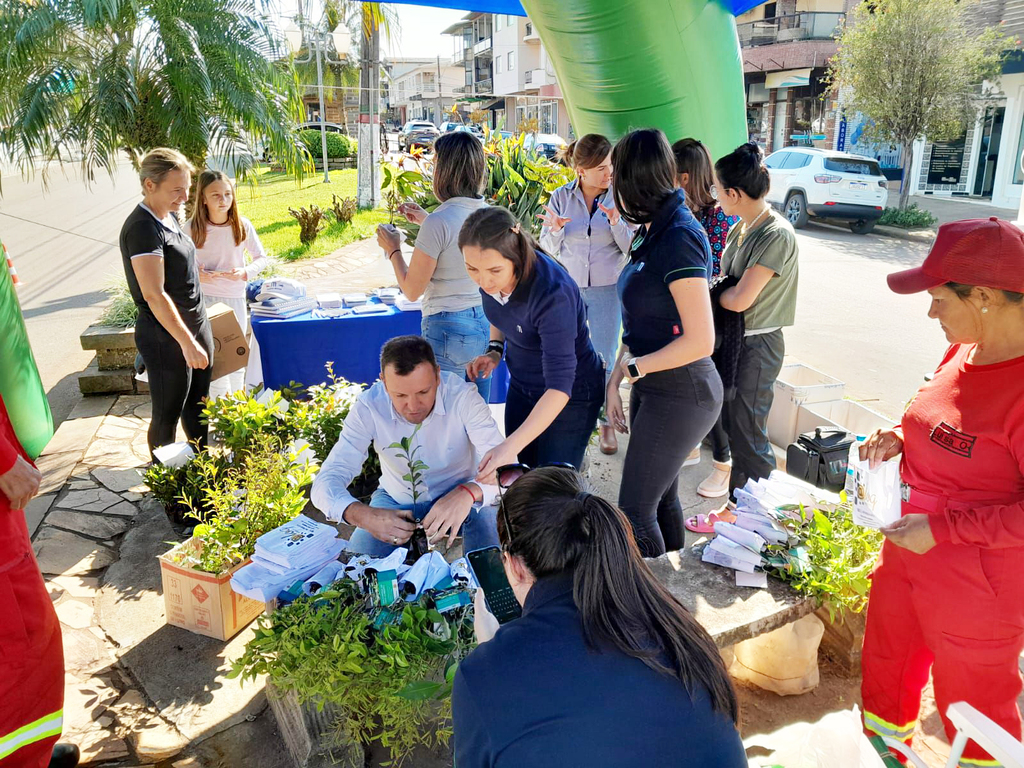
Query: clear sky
[[383, 5, 467, 60]]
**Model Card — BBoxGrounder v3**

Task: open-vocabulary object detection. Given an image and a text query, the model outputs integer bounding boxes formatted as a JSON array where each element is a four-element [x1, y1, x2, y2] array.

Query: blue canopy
[[385, 0, 763, 18]]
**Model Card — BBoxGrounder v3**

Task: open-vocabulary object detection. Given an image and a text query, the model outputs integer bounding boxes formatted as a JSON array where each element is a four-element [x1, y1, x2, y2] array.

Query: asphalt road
[[1, 160, 140, 425], [2, 161, 940, 429]]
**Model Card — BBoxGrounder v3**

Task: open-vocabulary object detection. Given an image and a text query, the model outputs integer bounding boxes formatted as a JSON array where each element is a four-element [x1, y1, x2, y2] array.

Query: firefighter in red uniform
[[861, 217, 1024, 767]]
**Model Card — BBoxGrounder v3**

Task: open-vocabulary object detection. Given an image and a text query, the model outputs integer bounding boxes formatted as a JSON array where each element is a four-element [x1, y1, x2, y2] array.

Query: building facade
[[384, 57, 462, 126], [444, 12, 571, 138]]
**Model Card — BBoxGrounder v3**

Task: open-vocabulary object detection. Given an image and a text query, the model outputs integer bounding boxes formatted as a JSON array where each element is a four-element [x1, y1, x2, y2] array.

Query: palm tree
[[0, 0, 309, 183]]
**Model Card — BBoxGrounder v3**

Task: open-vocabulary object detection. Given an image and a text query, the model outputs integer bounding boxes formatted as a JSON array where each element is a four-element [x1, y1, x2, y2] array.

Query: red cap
[[887, 217, 1024, 295]]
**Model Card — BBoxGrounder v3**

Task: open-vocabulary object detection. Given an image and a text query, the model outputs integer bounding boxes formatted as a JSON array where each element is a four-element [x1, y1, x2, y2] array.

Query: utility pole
[[356, 19, 381, 208]]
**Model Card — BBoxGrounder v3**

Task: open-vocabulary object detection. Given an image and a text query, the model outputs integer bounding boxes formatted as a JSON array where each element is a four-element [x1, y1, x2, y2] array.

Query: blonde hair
[[139, 148, 195, 189], [189, 170, 244, 248]]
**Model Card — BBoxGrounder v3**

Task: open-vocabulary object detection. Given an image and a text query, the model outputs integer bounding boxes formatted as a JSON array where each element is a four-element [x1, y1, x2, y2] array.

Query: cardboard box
[[159, 538, 265, 640], [207, 302, 250, 380]]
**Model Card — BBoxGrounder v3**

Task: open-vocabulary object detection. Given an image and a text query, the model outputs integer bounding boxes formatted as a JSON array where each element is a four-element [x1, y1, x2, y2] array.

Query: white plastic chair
[[881, 702, 1024, 768]]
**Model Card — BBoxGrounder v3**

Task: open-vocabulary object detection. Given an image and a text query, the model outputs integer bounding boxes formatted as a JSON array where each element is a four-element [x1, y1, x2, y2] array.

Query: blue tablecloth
[[251, 303, 509, 403]]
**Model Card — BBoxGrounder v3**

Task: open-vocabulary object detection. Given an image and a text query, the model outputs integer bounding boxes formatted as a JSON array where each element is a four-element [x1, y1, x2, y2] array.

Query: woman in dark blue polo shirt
[[606, 129, 723, 557], [452, 466, 746, 767], [459, 207, 604, 479]]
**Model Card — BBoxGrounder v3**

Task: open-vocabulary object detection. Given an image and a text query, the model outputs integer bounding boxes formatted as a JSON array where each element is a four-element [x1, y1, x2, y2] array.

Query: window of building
[[508, 51, 515, 70], [763, 2, 777, 18], [507, 14, 514, 25], [495, 57, 503, 73], [540, 101, 558, 134], [495, 14, 502, 30]]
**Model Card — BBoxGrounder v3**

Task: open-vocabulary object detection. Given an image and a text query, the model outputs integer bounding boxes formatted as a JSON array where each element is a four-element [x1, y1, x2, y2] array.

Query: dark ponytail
[[498, 467, 739, 724], [458, 206, 539, 282], [715, 141, 771, 201]]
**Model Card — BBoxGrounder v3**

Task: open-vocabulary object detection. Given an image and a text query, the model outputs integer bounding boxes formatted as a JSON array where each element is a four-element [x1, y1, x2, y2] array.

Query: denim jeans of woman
[[618, 359, 723, 557], [346, 486, 500, 557], [422, 306, 491, 401], [579, 284, 621, 380]]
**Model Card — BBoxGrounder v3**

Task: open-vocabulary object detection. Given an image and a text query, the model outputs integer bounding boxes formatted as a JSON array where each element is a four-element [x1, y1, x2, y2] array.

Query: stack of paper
[[250, 296, 317, 319], [396, 295, 422, 312], [352, 303, 391, 315], [343, 293, 368, 307], [376, 288, 400, 305], [317, 292, 343, 309], [230, 515, 346, 602]]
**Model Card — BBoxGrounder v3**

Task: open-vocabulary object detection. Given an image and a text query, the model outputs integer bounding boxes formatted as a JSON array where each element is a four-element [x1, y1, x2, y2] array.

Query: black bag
[[786, 427, 855, 492]]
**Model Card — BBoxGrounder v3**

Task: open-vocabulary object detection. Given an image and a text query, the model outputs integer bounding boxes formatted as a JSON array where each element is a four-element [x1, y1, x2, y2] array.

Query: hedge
[[299, 129, 356, 159]]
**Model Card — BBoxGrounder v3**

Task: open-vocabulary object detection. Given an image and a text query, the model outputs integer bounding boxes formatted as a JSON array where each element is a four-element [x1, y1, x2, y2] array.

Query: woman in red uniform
[[860, 217, 1024, 766]]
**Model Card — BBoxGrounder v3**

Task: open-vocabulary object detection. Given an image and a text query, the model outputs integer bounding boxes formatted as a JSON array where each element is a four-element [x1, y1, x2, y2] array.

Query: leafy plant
[[388, 423, 428, 504], [380, 163, 425, 225], [878, 203, 937, 229], [202, 389, 299, 458], [300, 129, 356, 160], [143, 447, 230, 524], [767, 501, 883, 621], [174, 433, 316, 574], [230, 578, 475, 765], [330, 194, 358, 225], [289, 205, 328, 245], [96, 277, 139, 328]]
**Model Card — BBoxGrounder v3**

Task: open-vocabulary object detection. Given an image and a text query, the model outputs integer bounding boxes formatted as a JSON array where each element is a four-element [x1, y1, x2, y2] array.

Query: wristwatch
[[626, 358, 644, 380]]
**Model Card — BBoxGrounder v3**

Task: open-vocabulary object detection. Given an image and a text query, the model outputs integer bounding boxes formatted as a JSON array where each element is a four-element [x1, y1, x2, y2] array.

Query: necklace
[[737, 207, 770, 248]]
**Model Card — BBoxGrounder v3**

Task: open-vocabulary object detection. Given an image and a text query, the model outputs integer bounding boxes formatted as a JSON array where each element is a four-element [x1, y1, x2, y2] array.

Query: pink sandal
[[684, 508, 736, 534]]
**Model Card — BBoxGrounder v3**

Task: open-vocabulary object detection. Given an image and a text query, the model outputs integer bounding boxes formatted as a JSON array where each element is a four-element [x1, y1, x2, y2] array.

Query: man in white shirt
[[311, 335, 503, 556]]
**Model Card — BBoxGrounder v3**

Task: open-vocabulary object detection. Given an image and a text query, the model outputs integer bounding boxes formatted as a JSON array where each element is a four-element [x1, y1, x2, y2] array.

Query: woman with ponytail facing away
[[452, 466, 746, 768]]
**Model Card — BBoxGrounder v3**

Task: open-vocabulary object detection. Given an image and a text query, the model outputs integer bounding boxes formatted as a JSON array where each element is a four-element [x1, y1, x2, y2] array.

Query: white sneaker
[[697, 460, 732, 498], [683, 447, 701, 468]]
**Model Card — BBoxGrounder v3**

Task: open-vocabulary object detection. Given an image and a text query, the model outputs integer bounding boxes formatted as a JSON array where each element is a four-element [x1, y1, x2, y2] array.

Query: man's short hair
[[380, 335, 438, 377]]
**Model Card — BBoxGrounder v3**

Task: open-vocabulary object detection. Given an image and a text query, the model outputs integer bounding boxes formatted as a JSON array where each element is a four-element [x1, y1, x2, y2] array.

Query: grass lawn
[[237, 168, 389, 262]]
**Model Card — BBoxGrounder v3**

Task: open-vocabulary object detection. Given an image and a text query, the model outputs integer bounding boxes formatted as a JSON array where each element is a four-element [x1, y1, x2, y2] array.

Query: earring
[[981, 307, 989, 314]]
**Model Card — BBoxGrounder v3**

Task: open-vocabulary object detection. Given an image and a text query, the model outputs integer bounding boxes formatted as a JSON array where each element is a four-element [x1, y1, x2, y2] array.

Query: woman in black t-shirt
[[119, 148, 213, 457], [606, 130, 723, 557]]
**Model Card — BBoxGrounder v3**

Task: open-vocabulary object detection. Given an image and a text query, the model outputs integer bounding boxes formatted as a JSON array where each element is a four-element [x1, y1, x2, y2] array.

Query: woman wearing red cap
[[860, 216, 1024, 765]]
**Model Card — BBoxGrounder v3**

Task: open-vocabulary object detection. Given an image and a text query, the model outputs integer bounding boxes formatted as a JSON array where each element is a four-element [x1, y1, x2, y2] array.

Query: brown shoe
[[599, 424, 618, 455]]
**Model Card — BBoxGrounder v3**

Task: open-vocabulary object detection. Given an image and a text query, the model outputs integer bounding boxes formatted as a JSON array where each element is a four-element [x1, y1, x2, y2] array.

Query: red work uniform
[[0, 395, 64, 767], [862, 343, 1024, 766]]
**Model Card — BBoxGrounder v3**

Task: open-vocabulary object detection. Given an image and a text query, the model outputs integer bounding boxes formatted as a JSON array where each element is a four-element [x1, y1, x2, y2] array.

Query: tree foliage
[[827, 0, 1011, 207], [0, 0, 310, 185]]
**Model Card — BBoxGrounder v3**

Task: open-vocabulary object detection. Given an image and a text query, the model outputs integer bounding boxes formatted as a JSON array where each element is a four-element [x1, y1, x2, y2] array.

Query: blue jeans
[[580, 284, 621, 384], [346, 486, 500, 557], [504, 378, 604, 471], [422, 306, 491, 401]]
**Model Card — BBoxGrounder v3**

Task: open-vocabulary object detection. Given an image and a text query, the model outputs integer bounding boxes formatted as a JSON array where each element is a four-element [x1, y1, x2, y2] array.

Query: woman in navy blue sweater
[[459, 206, 604, 480], [452, 466, 746, 767]]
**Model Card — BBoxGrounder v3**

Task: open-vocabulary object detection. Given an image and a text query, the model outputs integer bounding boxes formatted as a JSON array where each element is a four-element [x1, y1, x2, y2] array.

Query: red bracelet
[[457, 484, 478, 504]]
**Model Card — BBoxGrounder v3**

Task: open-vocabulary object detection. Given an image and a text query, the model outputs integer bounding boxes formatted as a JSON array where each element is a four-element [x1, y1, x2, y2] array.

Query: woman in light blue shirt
[[539, 134, 636, 454]]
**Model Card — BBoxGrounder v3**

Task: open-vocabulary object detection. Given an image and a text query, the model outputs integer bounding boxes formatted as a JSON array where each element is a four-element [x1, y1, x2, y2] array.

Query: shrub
[[299, 129, 355, 159], [331, 194, 357, 224], [202, 389, 299, 457], [289, 204, 328, 245], [97, 277, 139, 328], [878, 203, 937, 229], [144, 448, 231, 524]]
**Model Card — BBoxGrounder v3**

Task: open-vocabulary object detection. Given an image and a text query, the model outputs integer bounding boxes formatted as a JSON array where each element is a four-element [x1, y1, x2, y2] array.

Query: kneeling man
[[312, 335, 502, 555]]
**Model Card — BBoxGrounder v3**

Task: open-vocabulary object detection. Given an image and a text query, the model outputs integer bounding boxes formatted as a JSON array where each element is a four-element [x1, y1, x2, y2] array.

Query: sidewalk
[[885, 189, 1017, 226]]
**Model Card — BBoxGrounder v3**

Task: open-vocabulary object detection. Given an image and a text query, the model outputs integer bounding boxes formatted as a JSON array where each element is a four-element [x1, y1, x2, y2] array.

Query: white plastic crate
[[796, 399, 895, 439], [766, 363, 845, 447]]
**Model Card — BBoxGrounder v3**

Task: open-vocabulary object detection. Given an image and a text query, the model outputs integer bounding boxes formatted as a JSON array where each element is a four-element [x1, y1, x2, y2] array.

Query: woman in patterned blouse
[[673, 138, 734, 498]]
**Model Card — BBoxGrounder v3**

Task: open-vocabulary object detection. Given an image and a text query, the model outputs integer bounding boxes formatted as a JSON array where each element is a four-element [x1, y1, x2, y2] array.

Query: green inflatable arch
[[0, 240, 53, 459], [519, 0, 748, 162]]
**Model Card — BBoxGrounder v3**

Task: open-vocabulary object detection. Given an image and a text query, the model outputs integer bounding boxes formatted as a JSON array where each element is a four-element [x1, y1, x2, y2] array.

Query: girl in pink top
[[184, 170, 268, 397]]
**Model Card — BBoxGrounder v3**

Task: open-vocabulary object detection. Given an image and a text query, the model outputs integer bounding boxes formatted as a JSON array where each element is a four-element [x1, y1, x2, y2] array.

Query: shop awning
[[765, 68, 812, 89]]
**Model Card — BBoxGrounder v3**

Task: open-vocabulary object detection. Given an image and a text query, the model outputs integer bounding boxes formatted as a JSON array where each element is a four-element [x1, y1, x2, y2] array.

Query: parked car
[[523, 133, 568, 162], [439, 122, 485, 141], [398, 121, 440, 151], [298, 121, 346, 134], [764, 147, 888, 235]]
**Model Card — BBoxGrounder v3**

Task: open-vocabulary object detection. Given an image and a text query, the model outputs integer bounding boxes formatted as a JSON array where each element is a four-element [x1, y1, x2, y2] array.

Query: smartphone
[[467, 546, 522, 625]]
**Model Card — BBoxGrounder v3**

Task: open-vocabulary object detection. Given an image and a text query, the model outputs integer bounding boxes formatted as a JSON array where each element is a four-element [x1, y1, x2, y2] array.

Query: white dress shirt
[[539, 181, 636, 288], [311, 371, 504, 523]]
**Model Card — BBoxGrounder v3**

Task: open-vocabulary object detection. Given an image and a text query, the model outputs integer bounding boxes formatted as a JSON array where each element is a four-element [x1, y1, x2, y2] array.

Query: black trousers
[[134, 312, 214, 458], [723, 330, 785, 496], [504, 377, 604, 471], [618, 358, 723, 558]]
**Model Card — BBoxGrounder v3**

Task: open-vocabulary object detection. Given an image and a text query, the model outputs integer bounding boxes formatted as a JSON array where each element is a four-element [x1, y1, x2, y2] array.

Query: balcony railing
[[525, 69, 551, 88], [475, 78, 493, 95], [736, 12, 844, 48], [454, 85, 467, 94], [453, 48, 465, 64], [472, 37, 493, 56], [524, 22, 539, 42]]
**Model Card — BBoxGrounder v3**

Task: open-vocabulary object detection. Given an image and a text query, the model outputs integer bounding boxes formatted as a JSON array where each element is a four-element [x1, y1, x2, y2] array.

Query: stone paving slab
[[44, 414, 106, 457], [58, 487, 126, 513], [48, 508, 133, 540], [34, 527, 117, 575], [92, 467, 147, 494], [36, 450, 84, 496], [67, 395, 117, 421], [24, 492, 55, 538]]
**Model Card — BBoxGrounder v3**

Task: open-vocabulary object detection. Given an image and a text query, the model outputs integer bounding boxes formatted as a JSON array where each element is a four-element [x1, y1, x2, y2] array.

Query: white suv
[[764, 148, 888, 235]]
